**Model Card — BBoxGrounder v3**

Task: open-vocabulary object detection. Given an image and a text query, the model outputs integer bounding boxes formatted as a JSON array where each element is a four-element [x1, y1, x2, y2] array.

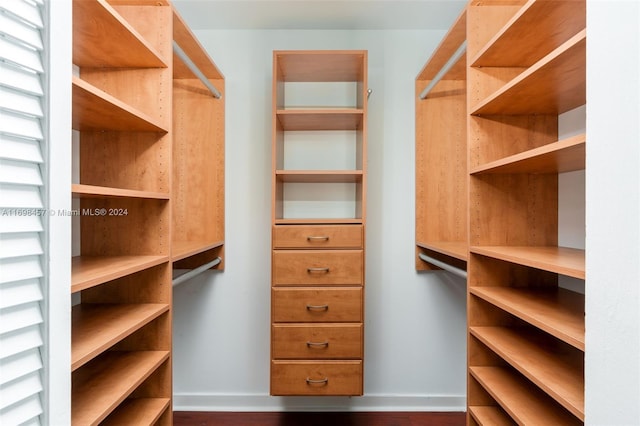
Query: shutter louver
[[0, 0, 47, 424]]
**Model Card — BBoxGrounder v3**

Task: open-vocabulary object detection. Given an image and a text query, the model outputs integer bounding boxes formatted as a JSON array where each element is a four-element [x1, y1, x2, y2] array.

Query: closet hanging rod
[[418, 252, 467, 279], [419, 41, 467, 100], [173, 41, 222, 99], [172, 256, 222, 286]]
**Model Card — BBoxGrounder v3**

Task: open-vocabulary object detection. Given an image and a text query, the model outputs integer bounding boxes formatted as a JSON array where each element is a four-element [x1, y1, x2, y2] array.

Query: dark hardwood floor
[[173, 411, 466, 426]]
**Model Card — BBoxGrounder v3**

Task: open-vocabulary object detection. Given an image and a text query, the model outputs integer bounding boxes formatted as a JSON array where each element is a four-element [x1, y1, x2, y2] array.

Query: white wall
[[586, 1, 640, 424], [172, 29, 468, 411]]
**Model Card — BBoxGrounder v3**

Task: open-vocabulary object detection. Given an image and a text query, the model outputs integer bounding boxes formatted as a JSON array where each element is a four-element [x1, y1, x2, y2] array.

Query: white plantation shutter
[[0, 0, 47, 424]]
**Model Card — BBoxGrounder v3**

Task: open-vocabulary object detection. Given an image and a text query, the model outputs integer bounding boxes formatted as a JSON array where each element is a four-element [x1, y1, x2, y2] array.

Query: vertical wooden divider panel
[[72, 2, 225, 424]]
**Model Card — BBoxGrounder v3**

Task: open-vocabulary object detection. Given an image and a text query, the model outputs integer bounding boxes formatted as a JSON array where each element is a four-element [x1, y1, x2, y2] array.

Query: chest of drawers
[[271, 224, 364, 395]]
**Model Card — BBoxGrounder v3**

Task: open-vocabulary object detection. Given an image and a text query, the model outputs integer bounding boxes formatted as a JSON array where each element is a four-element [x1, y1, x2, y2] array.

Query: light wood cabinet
[[271, 50, 367, 396], [466, 1, 586, 424], [71, 1, 224, 423]]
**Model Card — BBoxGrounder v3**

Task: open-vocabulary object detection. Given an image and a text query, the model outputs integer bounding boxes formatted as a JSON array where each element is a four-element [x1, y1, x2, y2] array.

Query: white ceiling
[[172, 0, 467, 30]]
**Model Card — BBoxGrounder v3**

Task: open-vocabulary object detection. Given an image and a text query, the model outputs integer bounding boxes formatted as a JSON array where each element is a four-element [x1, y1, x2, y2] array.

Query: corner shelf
[[71, 351, 169, 425]]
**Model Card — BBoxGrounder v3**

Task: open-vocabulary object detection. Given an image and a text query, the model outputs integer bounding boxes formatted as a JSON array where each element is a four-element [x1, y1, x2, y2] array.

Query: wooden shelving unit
[[271, 50, 367, 396], [466, 1, 586, 424], [415, 7, 468, 272], [71, 1, 225, 423]]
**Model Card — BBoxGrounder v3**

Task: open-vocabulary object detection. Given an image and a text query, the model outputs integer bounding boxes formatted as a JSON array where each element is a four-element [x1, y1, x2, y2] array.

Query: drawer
[[272, 287, 362, 322], [272, 324, 362, 359], [272, 250, 363, 286], [273, 225, 363, 249], [271, 361, 362, 396]]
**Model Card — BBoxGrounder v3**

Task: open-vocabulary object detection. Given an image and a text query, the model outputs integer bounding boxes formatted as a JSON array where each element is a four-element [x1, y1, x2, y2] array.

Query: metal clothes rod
[[419, 40, 467, 100], [172, 256, 222, 286], [418, 252, 467, 279], [172, 41, 222, 99]]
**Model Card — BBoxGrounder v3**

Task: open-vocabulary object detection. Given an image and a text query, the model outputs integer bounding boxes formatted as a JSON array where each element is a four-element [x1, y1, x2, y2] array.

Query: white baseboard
[[173, 393, 466, 412]]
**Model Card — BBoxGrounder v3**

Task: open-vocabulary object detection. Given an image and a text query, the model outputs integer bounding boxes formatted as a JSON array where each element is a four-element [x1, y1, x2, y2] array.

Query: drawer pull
[[306, 341, 329, 348], [306, 377, 329, 386], [307, 267, 330, 273], [307, 236, 330, 241], [306, 304, 329, 311]]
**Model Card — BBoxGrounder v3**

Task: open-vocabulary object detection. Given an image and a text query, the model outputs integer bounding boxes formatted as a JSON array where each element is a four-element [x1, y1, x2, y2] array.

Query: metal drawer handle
[[306, 377, 329, 386], [307, 236, 329, 241], [306, 304, 329, 311], [307, 267, 329, 273], [306, 341, 329, 348]]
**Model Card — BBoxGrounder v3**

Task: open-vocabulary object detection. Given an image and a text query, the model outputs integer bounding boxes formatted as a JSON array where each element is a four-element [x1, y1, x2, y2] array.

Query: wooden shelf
[[471, 0, 586, 67], [275, 218, 363, 225], [471, 134, 585, 175], [276, 109, 363, 131], [416, 241, 468, 261], [72, 351, 169, 425], [72, 184, 170, 200], [71, 255, 169, 293], [72, 0, 167, 68], [276, 170, 363, 183], [72, 77, 168, 132], [72, 303, 169, 371], [470, 286, 584, 350], [172, 240, 224, 262], [275, 51, 366, 82], [416, 8, 466, 81], [471, 246, 585, 279], [468, 406, 512, 426], [470, 366, 582, 425], [471, 326, 584, 419], [471, 30, 586, 115], [101, 398, 170, 426]]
